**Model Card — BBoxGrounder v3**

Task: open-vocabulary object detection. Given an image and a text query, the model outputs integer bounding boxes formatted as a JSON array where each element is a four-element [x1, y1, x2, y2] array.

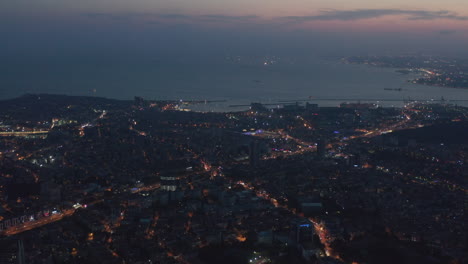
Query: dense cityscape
[[0, 94, 466, 264], [3, 0, 468, 262]]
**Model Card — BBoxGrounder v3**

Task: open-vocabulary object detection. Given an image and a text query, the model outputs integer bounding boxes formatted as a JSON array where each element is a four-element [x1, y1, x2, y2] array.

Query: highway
[[2, 209, 75, 236], [1, 179, 158, 237], [0, 131, 49, 137]]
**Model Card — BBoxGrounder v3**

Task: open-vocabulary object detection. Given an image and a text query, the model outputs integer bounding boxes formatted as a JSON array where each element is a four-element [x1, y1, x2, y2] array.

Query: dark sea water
[[1, 57, 467, 111]]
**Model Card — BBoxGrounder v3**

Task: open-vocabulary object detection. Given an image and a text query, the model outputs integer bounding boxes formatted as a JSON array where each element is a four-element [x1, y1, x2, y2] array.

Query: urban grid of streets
[[0, 96, 467, 263]]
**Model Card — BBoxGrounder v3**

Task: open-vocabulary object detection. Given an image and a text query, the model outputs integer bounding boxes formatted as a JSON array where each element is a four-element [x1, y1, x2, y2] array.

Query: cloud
[[82, 9, 468, 29], [85, 13, 131, 20], [282, 9, 468, 22], [84, 13, 259, 24], [200, 15, 258, 21], [158, 14, 191, 19], [437, 30, 457, 35]]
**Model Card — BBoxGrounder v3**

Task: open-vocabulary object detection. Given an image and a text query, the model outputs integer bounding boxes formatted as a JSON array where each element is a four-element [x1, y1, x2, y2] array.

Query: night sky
[[1, 0, 468, 58]]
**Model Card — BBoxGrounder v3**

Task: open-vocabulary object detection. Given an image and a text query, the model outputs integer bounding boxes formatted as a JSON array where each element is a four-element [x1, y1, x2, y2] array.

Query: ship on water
[[384, 87, 406, 91]]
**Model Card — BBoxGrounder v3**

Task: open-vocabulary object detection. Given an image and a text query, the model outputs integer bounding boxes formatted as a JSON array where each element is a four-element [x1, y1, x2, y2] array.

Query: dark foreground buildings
[[0, 94, 466, 264]]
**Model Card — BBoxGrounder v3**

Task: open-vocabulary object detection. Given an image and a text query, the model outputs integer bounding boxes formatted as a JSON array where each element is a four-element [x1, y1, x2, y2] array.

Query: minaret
[[17, 240, 25, 264]]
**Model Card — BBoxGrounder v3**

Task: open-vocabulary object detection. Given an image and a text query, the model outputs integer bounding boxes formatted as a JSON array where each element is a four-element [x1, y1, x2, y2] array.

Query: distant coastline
[[342, 56, 468, 90]]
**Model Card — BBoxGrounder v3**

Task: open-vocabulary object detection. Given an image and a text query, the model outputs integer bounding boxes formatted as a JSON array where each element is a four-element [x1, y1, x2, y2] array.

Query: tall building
[[316, 139, 326, 159], [296, 221, 314, 244], [17, 240, 25, 264], [159, 174, 185, 205], [160, 175, 178, 192], [249, 141, 260, 167]]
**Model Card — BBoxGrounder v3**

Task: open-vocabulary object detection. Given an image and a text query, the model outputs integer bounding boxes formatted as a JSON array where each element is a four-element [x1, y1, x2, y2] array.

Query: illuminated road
[[2, 209, 75, 236], [236, 180, 340, 259], [0, 131, 49, 137], [229, 118, 424, 259], [229, 110, 419, 259], [0, 178, 159, 237], [131, 183, 160, 193], [251, 129, 316, 159]]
